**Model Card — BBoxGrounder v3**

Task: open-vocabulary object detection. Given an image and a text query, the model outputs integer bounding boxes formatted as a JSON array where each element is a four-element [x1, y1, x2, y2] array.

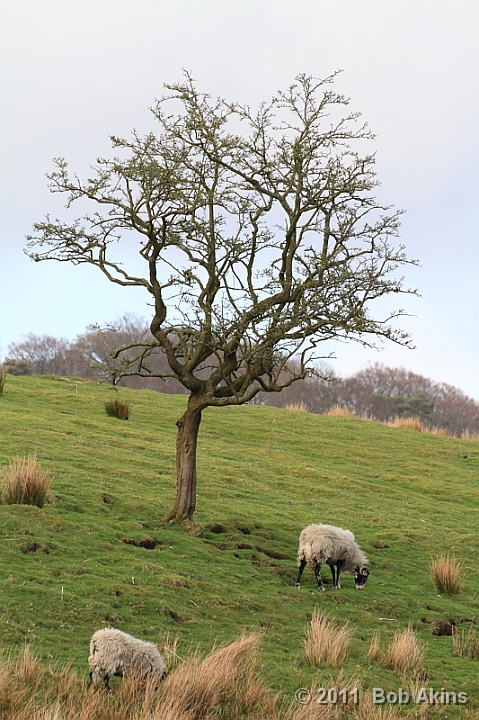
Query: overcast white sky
[[1, 1, 478, 397]]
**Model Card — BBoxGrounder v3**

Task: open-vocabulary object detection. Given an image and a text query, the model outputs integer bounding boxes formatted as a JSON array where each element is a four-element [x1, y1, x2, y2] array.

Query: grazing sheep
[[295, 523, 369, 591], [88, 627, 167, 690]]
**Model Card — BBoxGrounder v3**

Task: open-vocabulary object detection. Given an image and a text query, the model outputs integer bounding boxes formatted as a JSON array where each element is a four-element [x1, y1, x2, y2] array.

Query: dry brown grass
[[105, 398, 131, 420], [452, 626, 479, 660], [461, 429, 479, 440], [430, 555, 463, 595], [387, 416, 424, 431], [283, 401, 310, 412], [2, 454, 52, 508], [380, 624, 424, 676], [291, 672, 362, 719], [325, 405, 354, 417], [0, 635, 287, 720], [304, 610, 353, 668], [428, 426, 450, 436], [367, 631, 381, 662]]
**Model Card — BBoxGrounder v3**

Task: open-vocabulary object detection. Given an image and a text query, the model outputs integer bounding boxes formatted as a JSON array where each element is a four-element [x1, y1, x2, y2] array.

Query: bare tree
[[26, 73, 417, 524], [6, 334, 71, 375]]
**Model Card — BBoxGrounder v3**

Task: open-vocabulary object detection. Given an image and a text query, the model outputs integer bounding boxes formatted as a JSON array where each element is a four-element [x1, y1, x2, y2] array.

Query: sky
[[1, 1, 478, 398]]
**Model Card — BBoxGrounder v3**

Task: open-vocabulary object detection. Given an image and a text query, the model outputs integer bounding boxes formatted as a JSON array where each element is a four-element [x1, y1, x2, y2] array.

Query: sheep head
[[353, 565, 369, 589]]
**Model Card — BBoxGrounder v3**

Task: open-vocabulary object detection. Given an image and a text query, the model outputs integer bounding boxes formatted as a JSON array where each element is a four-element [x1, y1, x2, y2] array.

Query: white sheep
[[88, 627, 167, 690], [295, 523, 369, 591]]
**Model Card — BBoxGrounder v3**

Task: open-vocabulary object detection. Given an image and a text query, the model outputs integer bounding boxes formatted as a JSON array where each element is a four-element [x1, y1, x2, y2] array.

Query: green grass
[[0, 375, 478, 711]]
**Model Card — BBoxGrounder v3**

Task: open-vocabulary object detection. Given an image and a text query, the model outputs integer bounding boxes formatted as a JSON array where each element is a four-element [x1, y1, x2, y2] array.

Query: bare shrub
[[304, 611, 352, 668], [430, 555, 463, 595], [105, 399, 131, 420], [0, 364, 7, 395], [452, 626, 479, 660], [326, 405, 354, 417], [283, 401, 310, 412], [2, 455, 52, 508], [380, 624, 424, 675], [388, 416, 424, 431]]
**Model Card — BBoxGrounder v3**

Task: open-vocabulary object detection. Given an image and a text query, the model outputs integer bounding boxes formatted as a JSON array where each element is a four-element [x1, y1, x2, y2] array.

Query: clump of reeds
[[283, 401, 310, 412], [452, 626, 479, 660], [380, 624, 424, 676], [388, 416, 424, 431], [304, 610, 352, 668], [326, 405, 354, 417], [105, 398, 131, 420], [430, 555, 463, 595], [0, 364, 7, 396], [2, 454, 52, 508]]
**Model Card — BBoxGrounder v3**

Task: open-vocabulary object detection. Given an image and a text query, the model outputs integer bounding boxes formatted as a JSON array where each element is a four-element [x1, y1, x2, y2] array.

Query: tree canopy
[[26, 72, 418, 523]]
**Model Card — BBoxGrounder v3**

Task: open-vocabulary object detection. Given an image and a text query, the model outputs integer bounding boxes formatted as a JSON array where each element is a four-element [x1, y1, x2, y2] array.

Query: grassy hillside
[[0, 375, 478, 710]]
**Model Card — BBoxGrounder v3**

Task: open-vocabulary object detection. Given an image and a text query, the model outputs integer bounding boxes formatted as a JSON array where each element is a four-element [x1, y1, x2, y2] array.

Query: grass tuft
[[105, 398, 131, 420], [304, 610, 352, 668], [388, 416, 424, 431], [428, 426, 450, 436], [430, 555, 463, 595], [325, 405, 354, 417], [380, 624, 424, 676], [283, 401, 309, 412], [2, 455, 52, 508], [367, 631, 381, 662], [452, 626, 479, 660]]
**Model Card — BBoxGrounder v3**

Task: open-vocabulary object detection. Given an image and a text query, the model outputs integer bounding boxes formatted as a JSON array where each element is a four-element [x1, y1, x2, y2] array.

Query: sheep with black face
[[295, 523, 369, 591]]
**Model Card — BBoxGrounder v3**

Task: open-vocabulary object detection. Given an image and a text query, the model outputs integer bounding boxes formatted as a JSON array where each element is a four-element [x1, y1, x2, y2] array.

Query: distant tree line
[[252, 363, 479, 437], [4, 316, 479, 436], [4, 315, 187, 395]]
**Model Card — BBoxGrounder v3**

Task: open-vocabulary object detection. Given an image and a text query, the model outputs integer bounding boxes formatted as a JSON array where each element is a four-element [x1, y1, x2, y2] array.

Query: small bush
[[2, 455, 52, 508], [105, 399, 131, 420], [326, 405, 354, 417], [283, 401, 309, 412], [388, 416, 424, 431], [380, 624, 424, 675], [304, 610, 352, 668], [0, 364, 7, 395], [430, 555, 463, 595]]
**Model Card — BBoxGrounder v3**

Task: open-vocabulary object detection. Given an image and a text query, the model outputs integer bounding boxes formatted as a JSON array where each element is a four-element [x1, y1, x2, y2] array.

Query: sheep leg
[[295, 558, 306, 588], [329, 563, 337, 587], [334, 560, 345, 589], [313, 561, 325, 592]]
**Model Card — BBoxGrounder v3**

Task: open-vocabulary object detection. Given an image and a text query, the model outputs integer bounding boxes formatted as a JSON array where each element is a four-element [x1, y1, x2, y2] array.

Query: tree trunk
[[164, 397, 203, 524]]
